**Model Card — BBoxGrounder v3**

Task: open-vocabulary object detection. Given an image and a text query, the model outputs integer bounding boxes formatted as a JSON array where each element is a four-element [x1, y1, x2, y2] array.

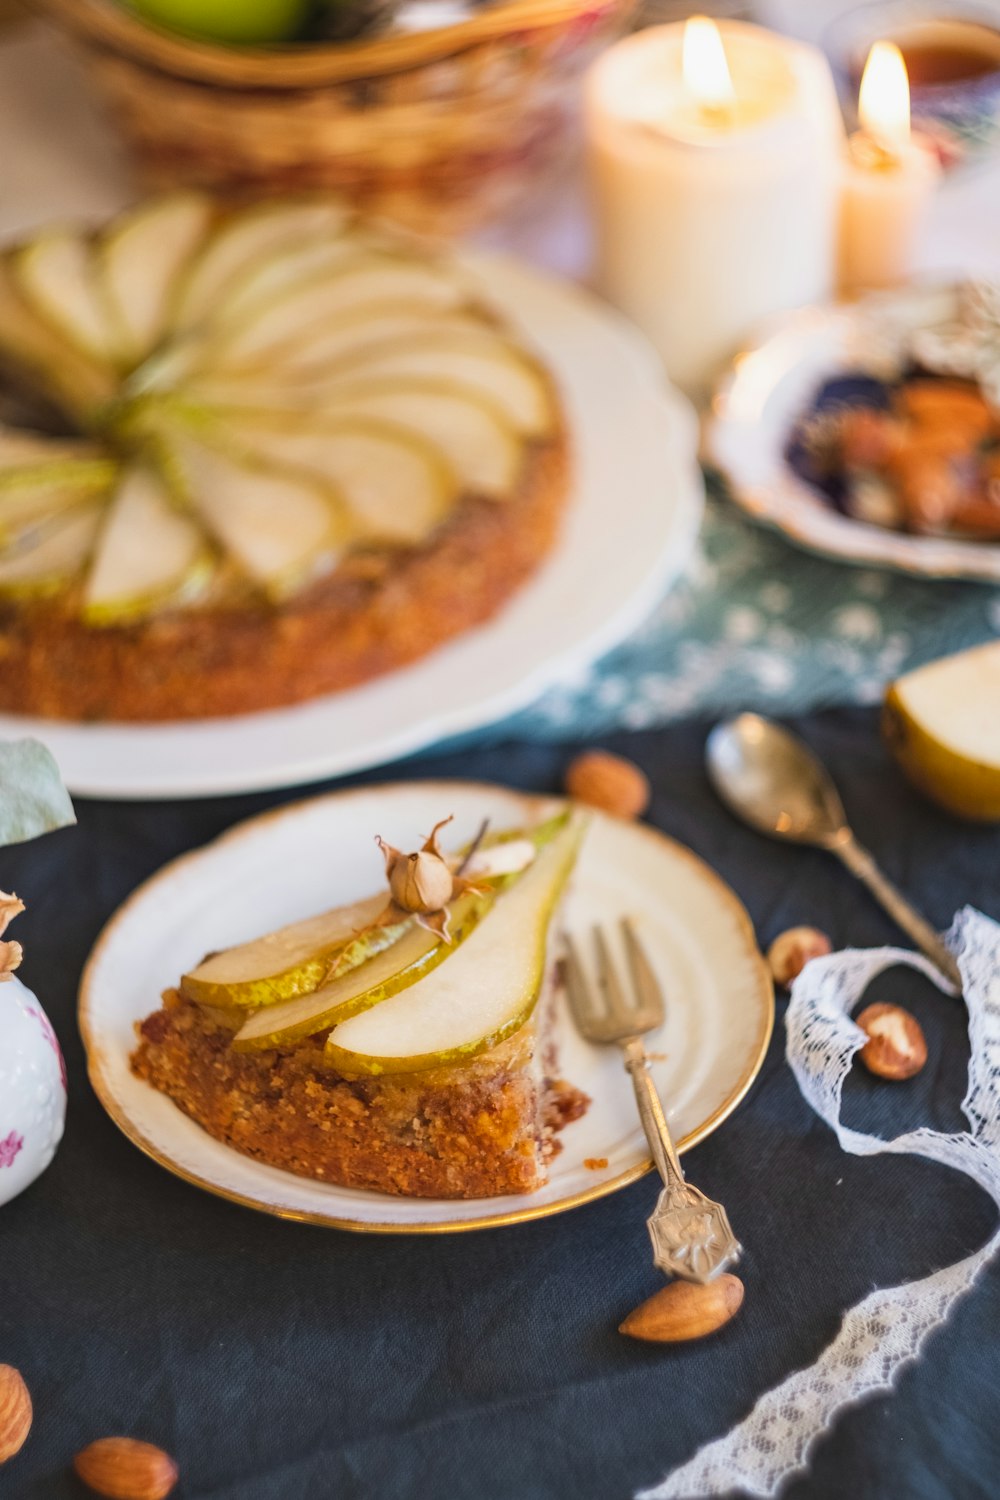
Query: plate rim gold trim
[[79, 779, 774, 1235]]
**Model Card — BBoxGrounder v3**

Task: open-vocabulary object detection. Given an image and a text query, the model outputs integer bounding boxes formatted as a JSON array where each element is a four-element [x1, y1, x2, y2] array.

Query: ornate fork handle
[[623, 1037, 742, 1284]]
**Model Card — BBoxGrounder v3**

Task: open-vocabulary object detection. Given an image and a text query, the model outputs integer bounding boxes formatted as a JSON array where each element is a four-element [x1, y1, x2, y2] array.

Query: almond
[[619, 1273, 744, 1342], [0, 1365, 32, 1464], [565, 750, 650, 820], [766, 926, 832, 987], [73, 1438, 179, 1500], [856, 1002, 927, 1081]]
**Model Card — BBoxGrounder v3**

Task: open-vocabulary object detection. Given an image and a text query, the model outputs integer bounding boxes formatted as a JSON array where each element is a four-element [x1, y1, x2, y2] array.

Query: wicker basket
[[39, 0, 634, 235]]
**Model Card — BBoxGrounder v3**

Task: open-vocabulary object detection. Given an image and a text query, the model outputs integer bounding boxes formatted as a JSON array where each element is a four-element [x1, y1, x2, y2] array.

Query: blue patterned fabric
[[501, 481, 1000, 741]]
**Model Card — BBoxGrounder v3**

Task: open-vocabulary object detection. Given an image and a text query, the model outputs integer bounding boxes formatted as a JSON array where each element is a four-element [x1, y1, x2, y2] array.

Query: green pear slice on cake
[[205, 414, 459, 546], [0, 261, 115, 420], [0, 458, 117, 547], [162, 425, 348, 599], [324, 814, 584, 1075], [181, 893, 410, 1010], [99, 193, 212, 364], [267, 305, 495, 379], [231, 815, 562, 1051], [310, 379, 523, 498], [172, 199, 351, 333], [214, 254, 472, 366], [12, 230, 124, 366], [82, 464, 214, 626], [324, 331, 556, 437], [0, 503, 103, 596]]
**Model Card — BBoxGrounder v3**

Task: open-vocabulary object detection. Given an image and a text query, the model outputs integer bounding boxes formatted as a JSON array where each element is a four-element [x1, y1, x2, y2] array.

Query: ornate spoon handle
[[834, 833, 961, 991], [622, 1037, 742, 1285]]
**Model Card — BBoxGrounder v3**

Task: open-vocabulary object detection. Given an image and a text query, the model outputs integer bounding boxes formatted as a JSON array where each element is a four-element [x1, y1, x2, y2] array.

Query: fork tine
[[593, 925, 630, 1025], [563, 932, 600, 1031], [622, 919, 666, 1029]]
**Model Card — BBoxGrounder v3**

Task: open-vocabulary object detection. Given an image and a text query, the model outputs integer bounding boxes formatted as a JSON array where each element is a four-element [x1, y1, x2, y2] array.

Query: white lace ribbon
[[639, 907, 1000, 1500]]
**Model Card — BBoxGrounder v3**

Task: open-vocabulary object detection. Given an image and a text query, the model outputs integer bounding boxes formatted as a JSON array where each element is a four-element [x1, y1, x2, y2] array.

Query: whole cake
[[132, 810, 589, 1199], [0, 194, 569, 720]]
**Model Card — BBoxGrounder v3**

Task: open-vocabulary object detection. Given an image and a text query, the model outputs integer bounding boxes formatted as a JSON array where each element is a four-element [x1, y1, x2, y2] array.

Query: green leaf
[[0, 739, 75, 846]]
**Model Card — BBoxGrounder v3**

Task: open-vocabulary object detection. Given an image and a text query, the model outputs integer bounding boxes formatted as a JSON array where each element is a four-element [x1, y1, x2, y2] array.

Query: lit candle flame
[[683, 15, 736, 120], [859, 40, 911, 156]]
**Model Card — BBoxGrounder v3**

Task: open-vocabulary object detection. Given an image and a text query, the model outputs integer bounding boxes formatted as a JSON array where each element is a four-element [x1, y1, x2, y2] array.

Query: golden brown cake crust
[[131, 991, 588, 1199], [0, 431, 568, 722]]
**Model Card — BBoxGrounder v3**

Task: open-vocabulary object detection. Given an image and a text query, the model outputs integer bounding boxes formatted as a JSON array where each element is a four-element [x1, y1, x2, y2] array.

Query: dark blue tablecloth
[[4, 709, 999, 1500]]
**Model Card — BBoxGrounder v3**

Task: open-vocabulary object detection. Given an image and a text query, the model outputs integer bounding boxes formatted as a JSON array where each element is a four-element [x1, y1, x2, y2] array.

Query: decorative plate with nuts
[[79, 781, 772, 1233], [707, 281, 1000, 582]]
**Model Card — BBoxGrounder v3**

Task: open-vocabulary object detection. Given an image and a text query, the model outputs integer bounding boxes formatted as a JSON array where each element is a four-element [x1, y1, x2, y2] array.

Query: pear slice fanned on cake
[[324, 815, 584, 1075], [172, 199, 351, 333], [83, 464, 214, 626], [213, 254, 472, 366], [205, 414, 459, 546], [12, 230, 124, 366], [162, 425, 348, 599], [266, 305, 496, 379], [0, 457, 117, 546], [0, 502, 104, 596], [99, 193, 212, 364], [0, 261, 116, 419]]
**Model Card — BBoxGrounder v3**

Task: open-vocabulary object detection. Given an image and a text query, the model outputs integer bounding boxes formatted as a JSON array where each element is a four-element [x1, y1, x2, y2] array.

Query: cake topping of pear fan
[[0, 192, 558, 623]]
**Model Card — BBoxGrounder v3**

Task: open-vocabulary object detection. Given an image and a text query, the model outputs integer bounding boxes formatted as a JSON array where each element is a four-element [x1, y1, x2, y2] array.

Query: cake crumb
[[584, 1156, 609, 1170]]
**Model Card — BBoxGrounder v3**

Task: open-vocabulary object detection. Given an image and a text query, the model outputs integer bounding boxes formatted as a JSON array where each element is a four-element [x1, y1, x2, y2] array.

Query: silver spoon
[[706, 712, 961, 990]]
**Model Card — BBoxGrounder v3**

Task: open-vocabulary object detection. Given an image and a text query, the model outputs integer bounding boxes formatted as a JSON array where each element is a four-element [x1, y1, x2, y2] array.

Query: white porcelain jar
[[0, 975, 67, 1207]]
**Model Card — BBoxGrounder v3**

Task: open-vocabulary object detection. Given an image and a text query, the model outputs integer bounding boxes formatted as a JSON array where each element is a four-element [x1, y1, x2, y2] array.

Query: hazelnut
[[766, 926, 832, 987], [565, 751, 650, 819], [856, 1002, 927, 1081], [0, 1364, 32, 1464]]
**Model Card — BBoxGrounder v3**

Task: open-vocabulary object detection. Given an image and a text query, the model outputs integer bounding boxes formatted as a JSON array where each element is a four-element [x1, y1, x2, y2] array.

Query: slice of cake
[[131, 811, 589, 1198]]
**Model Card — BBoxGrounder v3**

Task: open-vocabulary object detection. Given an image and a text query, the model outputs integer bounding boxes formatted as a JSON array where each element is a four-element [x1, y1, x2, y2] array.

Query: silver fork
[[564, 918, 742, 1285]]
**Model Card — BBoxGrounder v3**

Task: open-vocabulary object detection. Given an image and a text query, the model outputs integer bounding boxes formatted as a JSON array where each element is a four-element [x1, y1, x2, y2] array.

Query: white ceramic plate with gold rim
[[707, 286, 1000, 583], [79, 781, 773, 1234], [1, 253, 702, 799]]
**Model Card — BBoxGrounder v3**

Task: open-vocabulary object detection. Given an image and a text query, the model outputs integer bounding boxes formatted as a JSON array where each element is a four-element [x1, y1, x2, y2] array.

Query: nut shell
[[856, 1002, 928, 1081], [766, 926, 832, 987], [0, 1364, 32, 1464], [73, 1438, 179, 1500], [565, 751, 650, 820], [619, 1274, 744, 1342]]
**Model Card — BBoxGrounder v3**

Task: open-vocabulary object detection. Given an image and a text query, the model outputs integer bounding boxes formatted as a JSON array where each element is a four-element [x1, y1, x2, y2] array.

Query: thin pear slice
[[330, 332, 555, 437], [233, 812, 564, 1052], [12, 230, 123, 365], [82, 465, 214, 626], [173, 199, 351, 332], [0, 459, 117, 546], [207, 414, 459, 546], [215, 254, 471, 366], [165, 425, 347, 598], [0, 260, 115, 419], [181, 892, 409, 1009], [211, 236, 371, 338], [266, 304, 494, 378], [0, 429, 98, 468], [313, 379, 522, 498], [0, 502, 103, 596], [100, 192, 212, 363], [324, 817, 584, 1075]]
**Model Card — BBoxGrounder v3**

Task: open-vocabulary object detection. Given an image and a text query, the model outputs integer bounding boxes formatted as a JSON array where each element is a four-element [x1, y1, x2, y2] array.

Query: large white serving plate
[[80, 781, 773, 1233], [1, 254, 702, 799], [707, 284, 1000, 583]]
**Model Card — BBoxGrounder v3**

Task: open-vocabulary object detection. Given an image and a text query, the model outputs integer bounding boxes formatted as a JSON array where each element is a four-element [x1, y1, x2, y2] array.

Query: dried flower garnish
[[0, 940, 23, 982], [373, 816, 484, 942], [0, 890, 24, 937]]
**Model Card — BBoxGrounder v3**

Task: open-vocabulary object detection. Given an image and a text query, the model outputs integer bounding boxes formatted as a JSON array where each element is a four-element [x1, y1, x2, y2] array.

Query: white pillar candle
[[584, 19, 845, 400], [838, 42, 941, 295]]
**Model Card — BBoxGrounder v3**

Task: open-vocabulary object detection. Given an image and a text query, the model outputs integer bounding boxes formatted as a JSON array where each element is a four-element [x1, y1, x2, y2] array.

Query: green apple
[[323, 814, 585, 1074], [128, 0, 311, 45]]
